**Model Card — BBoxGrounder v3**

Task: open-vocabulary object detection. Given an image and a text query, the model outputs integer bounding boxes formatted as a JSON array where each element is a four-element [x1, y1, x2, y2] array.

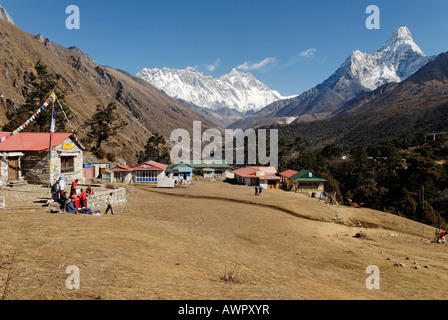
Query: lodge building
[[0, 132, 83, 186]]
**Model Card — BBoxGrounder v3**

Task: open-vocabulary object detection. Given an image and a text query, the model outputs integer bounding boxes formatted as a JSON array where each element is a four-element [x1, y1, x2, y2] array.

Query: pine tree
[[84, 102, 128, 151], [3, 62, 71, 132], [137, 133, 170, 164]]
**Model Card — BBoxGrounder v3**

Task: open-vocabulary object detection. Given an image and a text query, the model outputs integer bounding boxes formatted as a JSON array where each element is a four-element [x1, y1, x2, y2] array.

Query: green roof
[[175, 160, 230, 169], [289, 170, 327, 182], [166, 161, 193, 171]]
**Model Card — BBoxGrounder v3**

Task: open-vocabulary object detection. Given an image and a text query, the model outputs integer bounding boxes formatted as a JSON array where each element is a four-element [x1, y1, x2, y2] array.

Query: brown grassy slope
[[1, 181, 448, 300], [0, 19, 214, 165]]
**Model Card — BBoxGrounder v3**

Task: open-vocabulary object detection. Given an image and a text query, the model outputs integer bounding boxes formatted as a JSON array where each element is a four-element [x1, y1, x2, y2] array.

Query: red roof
[[0, 132, 73, 152], [110, 165, 133, 172], [233, 166, 279, 179], [279, 169, 299, 178], [131, 160, 168, 171]]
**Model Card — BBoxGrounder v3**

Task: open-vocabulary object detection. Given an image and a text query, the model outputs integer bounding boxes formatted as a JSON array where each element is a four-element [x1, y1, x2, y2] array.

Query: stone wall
[[21, 138, 84, 185], [0, 156, 24, 184], [21, 151, 51, 184], [0, 158, 8, 185], [53, 138, 84, 184], [85, 187, 127, 211]]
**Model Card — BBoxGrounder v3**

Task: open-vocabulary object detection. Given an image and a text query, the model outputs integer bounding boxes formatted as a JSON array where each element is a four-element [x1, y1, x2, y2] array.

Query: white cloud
[[236, 57, 277, 71], [299, 48, 317, 58], [207, 58, 221, 72], [285, 48, 318, 67]]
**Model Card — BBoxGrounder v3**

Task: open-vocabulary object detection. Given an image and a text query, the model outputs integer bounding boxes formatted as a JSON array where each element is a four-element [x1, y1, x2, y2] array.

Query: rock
[[394, 263, 406, 267], [424, 265, 431, 269]]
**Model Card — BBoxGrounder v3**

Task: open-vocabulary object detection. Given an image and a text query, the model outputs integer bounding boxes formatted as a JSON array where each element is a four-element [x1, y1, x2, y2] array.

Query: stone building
[[0, 132, 83, 186], [83, 155, 109, 180]]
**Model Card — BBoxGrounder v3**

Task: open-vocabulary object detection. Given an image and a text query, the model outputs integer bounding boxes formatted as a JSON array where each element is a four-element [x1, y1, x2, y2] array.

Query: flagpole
[[49, 93, 56, 188]]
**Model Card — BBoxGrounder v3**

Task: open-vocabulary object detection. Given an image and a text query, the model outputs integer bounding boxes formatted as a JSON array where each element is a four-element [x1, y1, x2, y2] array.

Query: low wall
[[86, 187, 127, 211]]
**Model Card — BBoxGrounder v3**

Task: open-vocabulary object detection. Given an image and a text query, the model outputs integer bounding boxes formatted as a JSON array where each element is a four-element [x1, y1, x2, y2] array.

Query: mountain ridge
[[229, 26, 433, 130], [272, 51, 448, 149], [136, 66, 290, 115], [0, 18, 214, 165]]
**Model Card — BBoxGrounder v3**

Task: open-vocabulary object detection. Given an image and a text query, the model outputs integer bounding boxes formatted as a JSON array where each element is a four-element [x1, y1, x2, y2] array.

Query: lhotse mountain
[[136, 66, 290, 117], [229, 27, 434, 130]]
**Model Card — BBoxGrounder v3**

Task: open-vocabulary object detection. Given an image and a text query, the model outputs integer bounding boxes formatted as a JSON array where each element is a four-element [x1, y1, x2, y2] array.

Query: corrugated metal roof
[[0, 132, 72, 151], [166, 161, 193, 171], [279, 169, 299, 178], [110, 165, 133, 172], [233, 166, 279, 179], [132, 160, 168, 171], [289, 170, 327, 182], [181, 160, 230, 169]]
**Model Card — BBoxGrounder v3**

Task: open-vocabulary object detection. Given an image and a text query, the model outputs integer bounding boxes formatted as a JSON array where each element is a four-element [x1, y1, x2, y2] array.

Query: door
[[8, 157, 19, 181]]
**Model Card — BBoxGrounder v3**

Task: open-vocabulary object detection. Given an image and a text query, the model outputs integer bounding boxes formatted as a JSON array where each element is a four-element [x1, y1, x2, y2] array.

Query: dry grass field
[[1, 180, 448, 300]]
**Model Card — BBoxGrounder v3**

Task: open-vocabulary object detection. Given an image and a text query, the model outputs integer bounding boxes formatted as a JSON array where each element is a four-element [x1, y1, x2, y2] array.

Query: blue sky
[[2, 0, 448, 96]]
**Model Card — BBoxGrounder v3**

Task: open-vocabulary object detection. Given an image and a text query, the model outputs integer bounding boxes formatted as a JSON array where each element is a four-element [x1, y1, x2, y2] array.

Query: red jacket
[[79, 191, 87, 201]]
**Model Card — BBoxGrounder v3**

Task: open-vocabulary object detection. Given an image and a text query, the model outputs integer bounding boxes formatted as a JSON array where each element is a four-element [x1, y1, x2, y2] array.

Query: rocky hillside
[[273, 51, 448, 149], [230, 27, 433, 130], [0, 18, 214, 166]]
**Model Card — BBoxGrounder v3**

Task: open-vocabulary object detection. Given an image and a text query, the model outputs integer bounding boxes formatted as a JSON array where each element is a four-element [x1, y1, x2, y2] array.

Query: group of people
[[254, 185, 263, 196], [51, 178, 97, 214]]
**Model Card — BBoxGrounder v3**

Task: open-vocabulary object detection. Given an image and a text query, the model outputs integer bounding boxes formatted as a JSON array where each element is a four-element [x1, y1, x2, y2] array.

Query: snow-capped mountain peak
[[379, 26, 418, 51], [323, 26, 432, 95], [136, 67, 287, 113], [0, 5, 14, 25]]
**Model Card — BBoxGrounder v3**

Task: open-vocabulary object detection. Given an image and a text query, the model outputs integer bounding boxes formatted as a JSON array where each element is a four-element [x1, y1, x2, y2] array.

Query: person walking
[[255, 185, 259, 196], [105, 192, 114, 215], [258, 185, 263, 196]]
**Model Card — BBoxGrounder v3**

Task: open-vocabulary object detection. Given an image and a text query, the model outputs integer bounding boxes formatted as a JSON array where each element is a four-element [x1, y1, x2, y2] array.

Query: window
[[61, 156, 75, 173]]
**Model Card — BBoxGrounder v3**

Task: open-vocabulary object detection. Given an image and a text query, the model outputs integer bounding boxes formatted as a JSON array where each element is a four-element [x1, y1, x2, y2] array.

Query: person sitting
[[66, 201, 76, 214], [70, 194, 82, 213], [79, 189, 87, 209], [86, 185, 94, 196], [70, 179, 79, 196], [59, 191, 70, 211], [440, 231, 447, 243]]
